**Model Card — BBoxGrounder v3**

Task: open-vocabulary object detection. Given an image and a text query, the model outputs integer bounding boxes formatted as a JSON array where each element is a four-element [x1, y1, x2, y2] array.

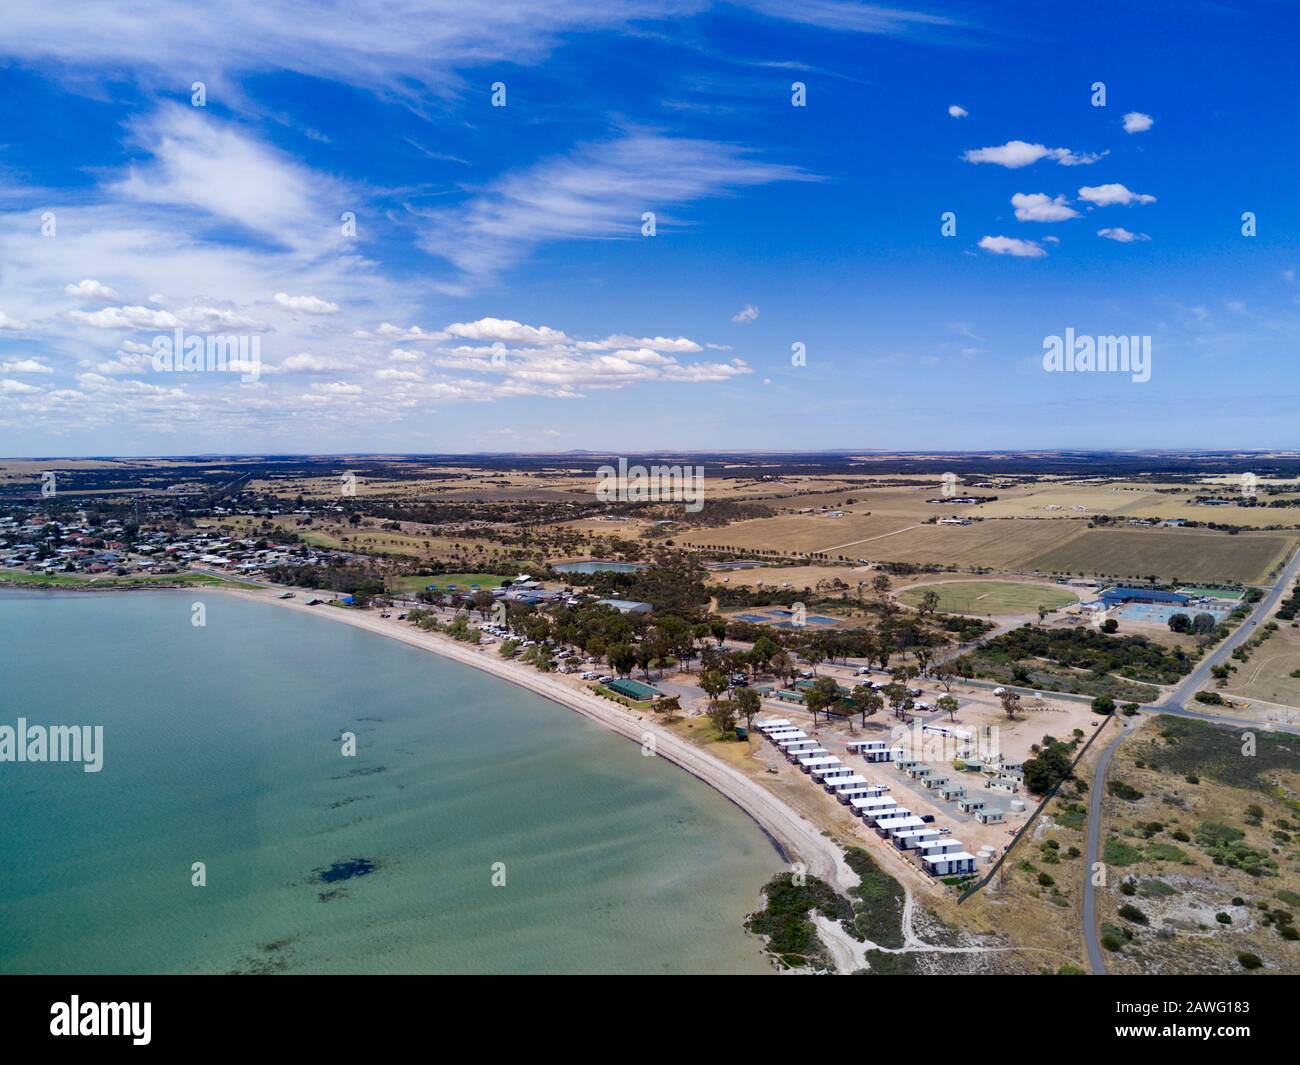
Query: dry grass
[[1096, 730, 1300, 975], [1023, 527, 1294, 583]]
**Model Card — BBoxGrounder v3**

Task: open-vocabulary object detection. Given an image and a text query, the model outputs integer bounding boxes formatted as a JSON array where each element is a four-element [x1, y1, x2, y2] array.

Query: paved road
[[1081, 549, 1300, 973], [1156, 547, 1300, 712], [1081, 718, 1130, 974]]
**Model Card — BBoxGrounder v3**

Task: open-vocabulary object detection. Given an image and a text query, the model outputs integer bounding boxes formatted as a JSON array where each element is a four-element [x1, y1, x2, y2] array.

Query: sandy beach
[[219, 587, 859, 897]]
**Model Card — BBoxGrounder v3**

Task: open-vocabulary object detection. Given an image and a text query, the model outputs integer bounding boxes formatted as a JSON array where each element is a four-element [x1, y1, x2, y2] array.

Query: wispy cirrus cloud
[[0, 1, 966, 98], [418, 131, 815, 292], [112, 105, 346, 250]]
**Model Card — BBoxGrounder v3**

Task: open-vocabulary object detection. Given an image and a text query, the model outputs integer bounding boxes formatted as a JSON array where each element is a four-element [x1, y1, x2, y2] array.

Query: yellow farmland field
[[863, 519, 1083, 569], [677, 511, 918, 553], [1022, 528, 1295, 584]]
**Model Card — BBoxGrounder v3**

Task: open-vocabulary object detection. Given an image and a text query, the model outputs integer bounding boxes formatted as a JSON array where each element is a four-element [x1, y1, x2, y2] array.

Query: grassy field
[[899, 580, 1078, 616], [866, 519, 1080, 569], [677, 511, 917, 554], [1023, 528, 1294, 584], [0, 570, 256, 589], [386, 572, 514, 593]]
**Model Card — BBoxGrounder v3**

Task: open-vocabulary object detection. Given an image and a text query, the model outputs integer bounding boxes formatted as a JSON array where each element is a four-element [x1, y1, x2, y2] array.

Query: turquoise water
[[0, 590, 780, 974], [552, 561, 646, 573]]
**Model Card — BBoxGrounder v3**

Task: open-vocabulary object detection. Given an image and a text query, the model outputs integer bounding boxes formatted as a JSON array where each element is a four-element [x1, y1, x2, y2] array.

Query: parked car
[[920, 814, 935, 823], [938, 827, 951, 835]]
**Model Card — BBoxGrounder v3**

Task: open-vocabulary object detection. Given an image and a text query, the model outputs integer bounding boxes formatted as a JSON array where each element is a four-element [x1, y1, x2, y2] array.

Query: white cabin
[[892, 828, 942, 851], [874, 815, 925, 837], [916, 838, 964, 857], [922, 851, 977, 876]]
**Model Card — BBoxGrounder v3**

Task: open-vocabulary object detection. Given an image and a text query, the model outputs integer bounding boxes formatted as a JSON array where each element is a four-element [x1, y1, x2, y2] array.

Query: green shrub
[[1118, 903, 1149, 925], [1108, 780, 1144, 801]]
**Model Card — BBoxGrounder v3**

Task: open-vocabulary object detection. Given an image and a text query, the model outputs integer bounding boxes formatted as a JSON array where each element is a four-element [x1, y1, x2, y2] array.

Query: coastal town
[[4, 451, 1299, 976]]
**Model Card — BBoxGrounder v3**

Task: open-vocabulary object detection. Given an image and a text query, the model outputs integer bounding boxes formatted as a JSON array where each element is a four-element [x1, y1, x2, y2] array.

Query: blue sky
[[0, 0, 1297, 456]]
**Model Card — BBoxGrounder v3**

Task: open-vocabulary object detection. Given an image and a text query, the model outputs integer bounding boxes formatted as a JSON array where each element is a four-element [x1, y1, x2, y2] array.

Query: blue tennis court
[[1117, 602, 1232, 624]]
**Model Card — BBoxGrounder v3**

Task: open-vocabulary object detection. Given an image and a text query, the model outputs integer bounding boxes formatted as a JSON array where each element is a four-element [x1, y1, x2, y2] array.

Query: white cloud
[[576, 334, 702, 353], [353, 322, 448, 342], [0, 358, 54, 374], [69, 304, 181, 330], [947, 104, 968, 118], [1098, 227, 1150, 243], [1011, 192, 1079, 222], [1122, 111, 1154, 134], [731, 304, 760, 323], [276, 353, 356, 374], [445, 318, 569, 344], [0, 310, 30, 330], [1077, 183, 1156, 207], [978, 235, 1047, 258], [963, 140, 1105, 168], [0, 379, 41, 394], [64, 279, 121, 300], [274, 292, 340, 315]]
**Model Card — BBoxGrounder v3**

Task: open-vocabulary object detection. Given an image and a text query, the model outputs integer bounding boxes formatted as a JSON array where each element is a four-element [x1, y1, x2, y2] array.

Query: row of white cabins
[[754, 719, 979, 878]]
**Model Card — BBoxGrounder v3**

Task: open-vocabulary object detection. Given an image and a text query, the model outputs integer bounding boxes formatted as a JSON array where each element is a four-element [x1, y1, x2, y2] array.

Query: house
[[975, 808, 1006, 825], [921, 851, 978, 876], [957, 796, 986, 814], [939, 784, 967, 801], [916, 838, 965, 858], [811, 764, 853, 781], [865, 745, 901, 763], [892, 827, 941, 850], [850, 797, 899, 820], [874, 815, 925, 837], [837, 785, 884, 804]]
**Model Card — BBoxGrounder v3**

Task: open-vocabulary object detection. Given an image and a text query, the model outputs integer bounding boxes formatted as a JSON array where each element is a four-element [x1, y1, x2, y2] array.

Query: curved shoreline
[[217, 587, 858, 896]]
